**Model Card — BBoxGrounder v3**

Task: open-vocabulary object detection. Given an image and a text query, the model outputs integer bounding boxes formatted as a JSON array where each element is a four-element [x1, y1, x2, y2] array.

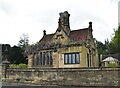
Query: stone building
[[27, 11, 99, 68]]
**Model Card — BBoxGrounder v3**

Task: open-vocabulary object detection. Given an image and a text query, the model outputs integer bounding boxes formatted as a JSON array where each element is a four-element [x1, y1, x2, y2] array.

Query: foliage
[[2, 44, 27, 64], [2, 34, 29, 64], [107, 62, 119, 67], [109, 27, 120, 54], [18, 63, 28, 68], [10, 46, 27, 64], [9, 64, 18, 68], [97, 26, 120, 55], [96, 40, 108, 55], [9, 64, 27, 68], [18, 33, 29, 50]]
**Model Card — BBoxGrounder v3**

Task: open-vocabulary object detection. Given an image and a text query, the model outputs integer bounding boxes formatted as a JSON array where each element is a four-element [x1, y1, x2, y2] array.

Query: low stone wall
[[0, 64, 2, 83], [4, 67, 120, 87]]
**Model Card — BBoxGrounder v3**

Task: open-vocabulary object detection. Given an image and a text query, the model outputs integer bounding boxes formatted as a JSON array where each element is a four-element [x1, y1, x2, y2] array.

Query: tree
[[2, 44, 27, 64], [109, 27, 120, 53], [96, 41, 108, 55], [18, 33, 29, 50], [10, 46, 27, 64]]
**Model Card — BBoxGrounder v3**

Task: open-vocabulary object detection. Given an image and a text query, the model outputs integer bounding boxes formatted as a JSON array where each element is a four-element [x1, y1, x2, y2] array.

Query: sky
[[0, 0, 119, 46]]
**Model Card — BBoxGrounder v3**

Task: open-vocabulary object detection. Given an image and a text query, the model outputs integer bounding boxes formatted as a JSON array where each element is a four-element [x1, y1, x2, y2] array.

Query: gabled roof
[[39, 28, 89, 45], [69, 28, 88, 42], [39, 34, 54, 45]]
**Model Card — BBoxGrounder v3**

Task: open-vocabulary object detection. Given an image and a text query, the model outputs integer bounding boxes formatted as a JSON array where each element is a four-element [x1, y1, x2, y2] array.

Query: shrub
[[107, 62, 119, 67], [9, 64, 27, 68], [9, 64, 18, 68], [18, 64, 27, 68]]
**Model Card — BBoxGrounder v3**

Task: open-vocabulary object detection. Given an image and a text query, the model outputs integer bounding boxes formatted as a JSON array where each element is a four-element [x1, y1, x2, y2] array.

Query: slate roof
[[39, 28, 89, 45], [69, 28, 88, 42], [39, 34, 54, 45]]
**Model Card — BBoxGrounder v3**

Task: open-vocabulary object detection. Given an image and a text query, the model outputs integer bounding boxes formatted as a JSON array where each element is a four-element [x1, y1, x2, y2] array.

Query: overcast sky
[[0, 0, 119, 46]]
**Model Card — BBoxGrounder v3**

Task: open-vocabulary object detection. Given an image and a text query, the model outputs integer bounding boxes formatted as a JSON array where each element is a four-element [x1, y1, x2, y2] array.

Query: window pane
[[46, 51, 49, 65], [76, 53, 80, 64], [64, 54, 68, 64], [64, 53, 80, 64], [72, 54, 76, 64], [39, 52, 42, 65], [43, 52, 46, 65], [45, 52, 48, 65], [69, 54, 72, 64]]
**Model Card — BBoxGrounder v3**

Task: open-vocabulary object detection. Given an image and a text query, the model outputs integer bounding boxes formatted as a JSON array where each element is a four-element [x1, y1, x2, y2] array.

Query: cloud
[[0, 0, 119, 46], [0, 0, 16, 16]]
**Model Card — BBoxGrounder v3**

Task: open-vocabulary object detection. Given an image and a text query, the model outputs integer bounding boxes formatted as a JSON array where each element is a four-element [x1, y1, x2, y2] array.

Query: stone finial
[[43, 30, 46, 36], [89, 22, 92, 28]]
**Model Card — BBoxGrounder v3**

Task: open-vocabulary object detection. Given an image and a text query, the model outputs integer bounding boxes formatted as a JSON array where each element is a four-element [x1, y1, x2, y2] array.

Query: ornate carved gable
[[52, 28, 70, 45], [51, 11, 71, 45]]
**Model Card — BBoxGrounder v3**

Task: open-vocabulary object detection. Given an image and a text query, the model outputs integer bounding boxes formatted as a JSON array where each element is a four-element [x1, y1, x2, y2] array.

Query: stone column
[[53, 52, 58, 68], [2, 60, 10, 81], [28, 54, 34, 68]]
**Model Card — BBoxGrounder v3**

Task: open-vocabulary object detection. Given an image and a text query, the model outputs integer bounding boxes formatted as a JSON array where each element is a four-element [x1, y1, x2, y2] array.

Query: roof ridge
[[44, 33, 54, 36], [70, 28, 88, 32]]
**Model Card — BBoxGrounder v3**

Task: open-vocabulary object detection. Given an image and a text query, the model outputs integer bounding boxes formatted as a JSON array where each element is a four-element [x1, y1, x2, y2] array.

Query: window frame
[[64, 52, 80, 64]]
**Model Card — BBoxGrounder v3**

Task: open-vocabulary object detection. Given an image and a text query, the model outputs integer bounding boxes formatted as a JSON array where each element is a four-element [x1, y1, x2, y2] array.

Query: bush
[[9, 64, 27, 68], [18, 64, 27, 68], [9, 64, 18, 68], [107, 62, 119, 67]]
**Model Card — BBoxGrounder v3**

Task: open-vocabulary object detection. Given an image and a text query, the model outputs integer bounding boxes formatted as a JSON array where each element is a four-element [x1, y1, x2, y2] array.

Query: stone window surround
[[33, 51, 53, 66], [64, 52, 80, 64]]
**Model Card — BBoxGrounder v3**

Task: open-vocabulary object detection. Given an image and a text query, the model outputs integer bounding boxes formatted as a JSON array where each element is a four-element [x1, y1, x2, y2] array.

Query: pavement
[[1, 80, 118, 88], [1, 82, 119, 88]]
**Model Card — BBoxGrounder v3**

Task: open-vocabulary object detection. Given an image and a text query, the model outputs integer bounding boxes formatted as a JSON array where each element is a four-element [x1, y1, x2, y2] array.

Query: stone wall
[[0, 64, 2, 82], [4, 67, 120, 87]]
